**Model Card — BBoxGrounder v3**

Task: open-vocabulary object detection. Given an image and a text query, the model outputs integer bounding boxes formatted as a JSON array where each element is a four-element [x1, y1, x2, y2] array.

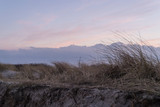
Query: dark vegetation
[[1, 38, 160, 94], [0, 64, 6, 72]]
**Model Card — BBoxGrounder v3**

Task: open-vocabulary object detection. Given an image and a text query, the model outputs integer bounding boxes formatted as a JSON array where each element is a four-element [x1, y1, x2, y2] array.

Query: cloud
[[17, 20, 33, 25], [0, 22, 113, 49], [145, 38, 160, 47], [42, 15, 57, 25], [7, 14, 151, 50], [1, 0, 160, 50], [123, 0, 160, 15], [17, 14, 57, 28], [93, 0, 160, 22]]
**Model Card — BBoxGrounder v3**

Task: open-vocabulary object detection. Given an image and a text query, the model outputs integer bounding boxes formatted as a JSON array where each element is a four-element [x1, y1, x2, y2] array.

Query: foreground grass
[[1, 62, 160, 94], [1, 40, 160, 94]]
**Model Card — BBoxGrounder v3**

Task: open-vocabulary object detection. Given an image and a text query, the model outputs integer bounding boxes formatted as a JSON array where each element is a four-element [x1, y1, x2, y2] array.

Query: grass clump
[[99, 38, 160, 80]]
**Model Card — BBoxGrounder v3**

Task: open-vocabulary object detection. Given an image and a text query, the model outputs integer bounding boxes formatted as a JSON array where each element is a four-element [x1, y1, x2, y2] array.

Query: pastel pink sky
[[0, 0, 160, 50]]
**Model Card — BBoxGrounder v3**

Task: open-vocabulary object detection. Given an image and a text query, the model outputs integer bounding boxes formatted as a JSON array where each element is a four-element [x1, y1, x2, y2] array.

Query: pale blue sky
[[0, 0, 160, 50]]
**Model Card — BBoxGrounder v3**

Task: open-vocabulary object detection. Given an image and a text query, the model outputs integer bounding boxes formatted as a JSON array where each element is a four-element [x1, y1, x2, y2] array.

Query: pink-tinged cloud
[[42, 15, 57, 25], [110, 17, 140, 25], [0, 23, 114, 49], [17, 14, 57, 28], [12, 17, 154, 50], [22, 26, 86, 42], [52, 33, 111, 48], [17, 20, 33, 25], [145, 38, 160, 47], [54, 41, 81, 48]]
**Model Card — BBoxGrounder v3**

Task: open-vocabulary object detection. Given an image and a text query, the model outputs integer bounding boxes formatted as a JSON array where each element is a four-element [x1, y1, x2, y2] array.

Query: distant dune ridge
[[0, 42, 160, 65]]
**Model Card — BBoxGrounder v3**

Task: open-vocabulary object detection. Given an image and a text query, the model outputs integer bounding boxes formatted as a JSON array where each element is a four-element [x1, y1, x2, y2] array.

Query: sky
[[0, 0, 160, 50]]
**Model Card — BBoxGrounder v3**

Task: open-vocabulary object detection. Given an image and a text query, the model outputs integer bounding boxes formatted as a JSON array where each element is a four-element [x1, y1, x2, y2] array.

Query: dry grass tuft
[[99, 37, 160, 80]]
